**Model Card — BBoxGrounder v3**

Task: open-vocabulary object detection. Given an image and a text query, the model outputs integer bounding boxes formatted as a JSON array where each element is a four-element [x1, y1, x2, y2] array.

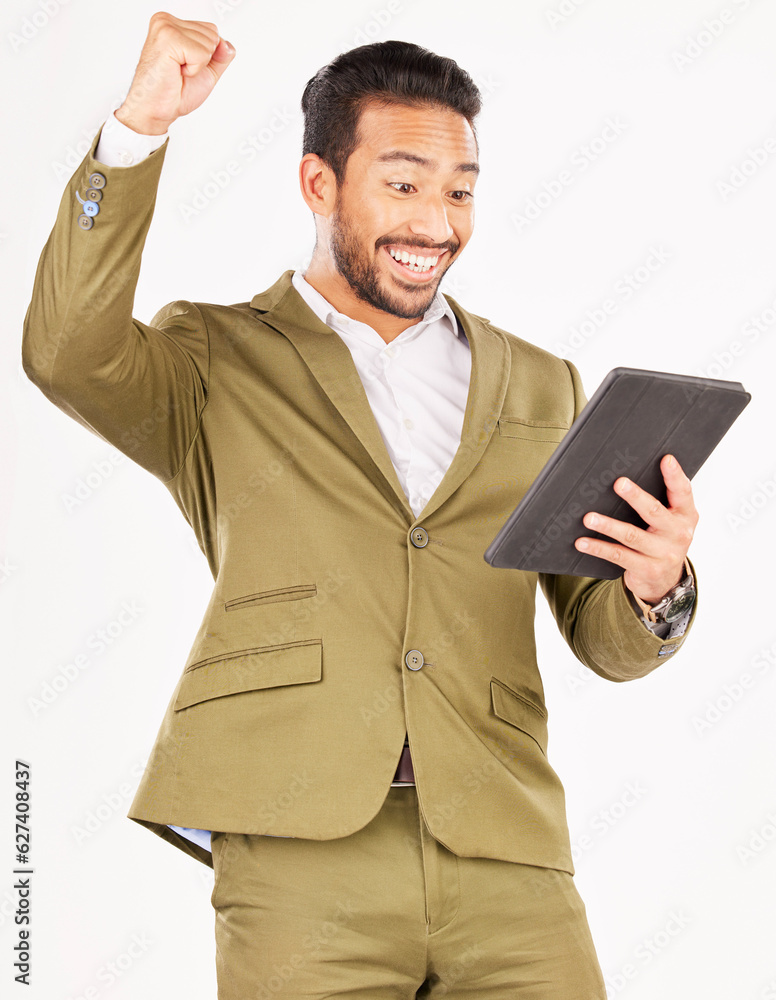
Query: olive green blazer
[[22, 127, 693, 872]]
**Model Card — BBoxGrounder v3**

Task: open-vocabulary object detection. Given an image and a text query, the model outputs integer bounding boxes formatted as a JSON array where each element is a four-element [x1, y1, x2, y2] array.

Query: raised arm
[[21, 13, 236, 481]]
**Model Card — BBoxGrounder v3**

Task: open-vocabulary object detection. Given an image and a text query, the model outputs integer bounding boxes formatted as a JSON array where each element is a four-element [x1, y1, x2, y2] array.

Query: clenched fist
[[116, 12, 236, 136]]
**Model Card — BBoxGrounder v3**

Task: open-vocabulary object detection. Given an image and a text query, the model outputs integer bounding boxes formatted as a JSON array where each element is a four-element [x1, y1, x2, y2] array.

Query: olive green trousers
[[210, 785, 606, 998]]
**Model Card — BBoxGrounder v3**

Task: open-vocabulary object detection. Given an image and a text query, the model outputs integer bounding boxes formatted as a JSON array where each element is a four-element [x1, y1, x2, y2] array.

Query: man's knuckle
[[624, 527, 639, 547]]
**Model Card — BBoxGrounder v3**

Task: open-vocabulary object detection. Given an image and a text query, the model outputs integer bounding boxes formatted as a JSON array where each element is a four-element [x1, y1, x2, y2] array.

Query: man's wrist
[[115, 105, 173, 137], [95, 111, 169, 168], [629, 559, 695, 625]]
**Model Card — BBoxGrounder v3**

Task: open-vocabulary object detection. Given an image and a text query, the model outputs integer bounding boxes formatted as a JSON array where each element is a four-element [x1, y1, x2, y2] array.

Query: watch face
[[664, 590, 696, 622]]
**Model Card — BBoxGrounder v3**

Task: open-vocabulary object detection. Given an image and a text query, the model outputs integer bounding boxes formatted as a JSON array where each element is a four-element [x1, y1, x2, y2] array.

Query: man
[[22, 13, 699, 998]]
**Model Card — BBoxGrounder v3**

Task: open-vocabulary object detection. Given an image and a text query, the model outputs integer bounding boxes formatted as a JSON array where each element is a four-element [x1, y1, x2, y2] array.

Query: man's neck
[[302, 260, 430, 345]]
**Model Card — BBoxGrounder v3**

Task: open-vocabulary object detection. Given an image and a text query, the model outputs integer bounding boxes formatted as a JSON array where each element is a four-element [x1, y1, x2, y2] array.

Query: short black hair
[[301, 40, 482, 188]]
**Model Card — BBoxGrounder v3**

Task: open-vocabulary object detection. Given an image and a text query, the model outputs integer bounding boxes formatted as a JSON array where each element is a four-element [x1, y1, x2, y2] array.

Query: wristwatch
[[631, 559, 696, 624]]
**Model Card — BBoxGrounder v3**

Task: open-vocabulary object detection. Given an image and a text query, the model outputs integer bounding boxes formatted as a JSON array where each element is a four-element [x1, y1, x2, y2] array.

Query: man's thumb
[[213, 37, 236, 64]]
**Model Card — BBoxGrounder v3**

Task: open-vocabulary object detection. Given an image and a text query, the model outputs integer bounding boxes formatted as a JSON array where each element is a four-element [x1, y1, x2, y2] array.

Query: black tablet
[[483, 367, 751, 578]]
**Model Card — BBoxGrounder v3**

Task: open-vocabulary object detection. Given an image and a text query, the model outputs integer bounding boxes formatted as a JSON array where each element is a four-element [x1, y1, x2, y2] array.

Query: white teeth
[[387, 247, 440, 273]]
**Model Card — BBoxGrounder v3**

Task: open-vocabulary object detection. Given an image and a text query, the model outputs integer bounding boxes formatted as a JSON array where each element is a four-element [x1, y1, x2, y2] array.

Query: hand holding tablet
[[483, 368, 751, 594]]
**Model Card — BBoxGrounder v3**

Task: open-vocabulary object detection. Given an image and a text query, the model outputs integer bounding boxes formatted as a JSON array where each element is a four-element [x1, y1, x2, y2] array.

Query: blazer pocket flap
[[497, 418, 568, 443], [225, 584, 317, 611], [490, 678, 548, 755], [174, 640, 322, 711]]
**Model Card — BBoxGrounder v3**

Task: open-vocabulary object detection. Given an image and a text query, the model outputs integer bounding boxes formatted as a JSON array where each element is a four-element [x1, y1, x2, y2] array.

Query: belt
[[391, 742, 415, 784]]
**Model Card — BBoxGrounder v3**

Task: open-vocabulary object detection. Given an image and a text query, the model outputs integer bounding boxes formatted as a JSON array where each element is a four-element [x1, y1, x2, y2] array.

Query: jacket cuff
[[576, 559, 699, 682]]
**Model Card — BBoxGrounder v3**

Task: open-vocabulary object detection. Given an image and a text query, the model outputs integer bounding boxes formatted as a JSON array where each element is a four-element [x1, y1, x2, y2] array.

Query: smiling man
[[301, 101, 476, 335], [22, 13, 699, 999]]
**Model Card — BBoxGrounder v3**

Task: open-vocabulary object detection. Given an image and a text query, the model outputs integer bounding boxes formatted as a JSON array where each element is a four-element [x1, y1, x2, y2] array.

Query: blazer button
[[78, 214, 94, 230], [85, 188, 103, 202], [405, 650, 424, 671], [410, 527, 428, 548], [82, 201, 100, 217], [88, 172, 107, 189]]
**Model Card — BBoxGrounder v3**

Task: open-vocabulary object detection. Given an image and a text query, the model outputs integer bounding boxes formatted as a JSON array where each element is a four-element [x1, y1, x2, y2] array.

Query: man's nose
[[407, 195, 455, 246]]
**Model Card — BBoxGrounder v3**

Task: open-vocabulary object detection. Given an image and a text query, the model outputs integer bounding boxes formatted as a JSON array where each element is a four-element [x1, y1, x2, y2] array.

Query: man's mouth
[[382, 244, 449, 282]]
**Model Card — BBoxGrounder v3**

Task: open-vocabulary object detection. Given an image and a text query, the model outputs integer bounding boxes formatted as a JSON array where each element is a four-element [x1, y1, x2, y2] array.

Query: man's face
[[325, 101, 479, 320]]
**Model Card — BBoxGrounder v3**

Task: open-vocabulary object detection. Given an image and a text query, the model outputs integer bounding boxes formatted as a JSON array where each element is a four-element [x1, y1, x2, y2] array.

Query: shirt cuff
[[637, 604, 693, 641], [94, 111, 169, 168]]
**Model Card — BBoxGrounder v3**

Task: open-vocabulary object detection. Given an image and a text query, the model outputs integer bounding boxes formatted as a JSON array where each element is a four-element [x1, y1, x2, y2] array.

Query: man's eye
[[388, 183, 472, 201]]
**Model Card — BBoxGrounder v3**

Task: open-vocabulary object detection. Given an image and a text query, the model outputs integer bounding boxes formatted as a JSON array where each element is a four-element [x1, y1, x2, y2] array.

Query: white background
[[3, 0, 776, 997]]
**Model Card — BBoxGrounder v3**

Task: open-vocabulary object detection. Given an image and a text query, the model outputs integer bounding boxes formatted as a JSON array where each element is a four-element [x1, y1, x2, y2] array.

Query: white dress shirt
[[93, 113, 690, 855]]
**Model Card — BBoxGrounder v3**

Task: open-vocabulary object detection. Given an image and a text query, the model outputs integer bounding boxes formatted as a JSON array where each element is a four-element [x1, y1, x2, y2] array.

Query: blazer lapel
[[249, 271, 511, 524], [420, 294, 511, 520], [250, 271, 414, 521]]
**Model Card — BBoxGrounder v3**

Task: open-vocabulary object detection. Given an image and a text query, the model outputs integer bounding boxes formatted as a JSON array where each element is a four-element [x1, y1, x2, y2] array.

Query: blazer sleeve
[[21, 123, 209, 484], [539, 359, 698, 682]]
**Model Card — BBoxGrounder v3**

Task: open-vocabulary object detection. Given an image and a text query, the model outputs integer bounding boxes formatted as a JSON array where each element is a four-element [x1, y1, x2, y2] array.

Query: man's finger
[[573, 534, 647, 574], [580, 511, 663, 557], [610, 476, 668, 530], [661, 454, 696, 513]]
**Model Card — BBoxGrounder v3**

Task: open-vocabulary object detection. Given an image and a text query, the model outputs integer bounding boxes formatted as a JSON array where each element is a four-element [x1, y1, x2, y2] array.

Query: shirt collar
[[291, 269, 462, 345]]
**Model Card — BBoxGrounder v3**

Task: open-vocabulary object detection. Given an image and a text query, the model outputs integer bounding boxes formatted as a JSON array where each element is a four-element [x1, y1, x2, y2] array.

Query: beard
[[328, 199, 455, 320]]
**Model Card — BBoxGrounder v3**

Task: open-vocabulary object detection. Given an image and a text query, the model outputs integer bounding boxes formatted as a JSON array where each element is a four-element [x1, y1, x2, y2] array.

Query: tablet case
[[483, 368, 751, 578]]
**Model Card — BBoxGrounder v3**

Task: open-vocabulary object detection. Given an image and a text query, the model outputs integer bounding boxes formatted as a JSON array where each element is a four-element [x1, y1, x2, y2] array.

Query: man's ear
[[299, 154, 337, 218]]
